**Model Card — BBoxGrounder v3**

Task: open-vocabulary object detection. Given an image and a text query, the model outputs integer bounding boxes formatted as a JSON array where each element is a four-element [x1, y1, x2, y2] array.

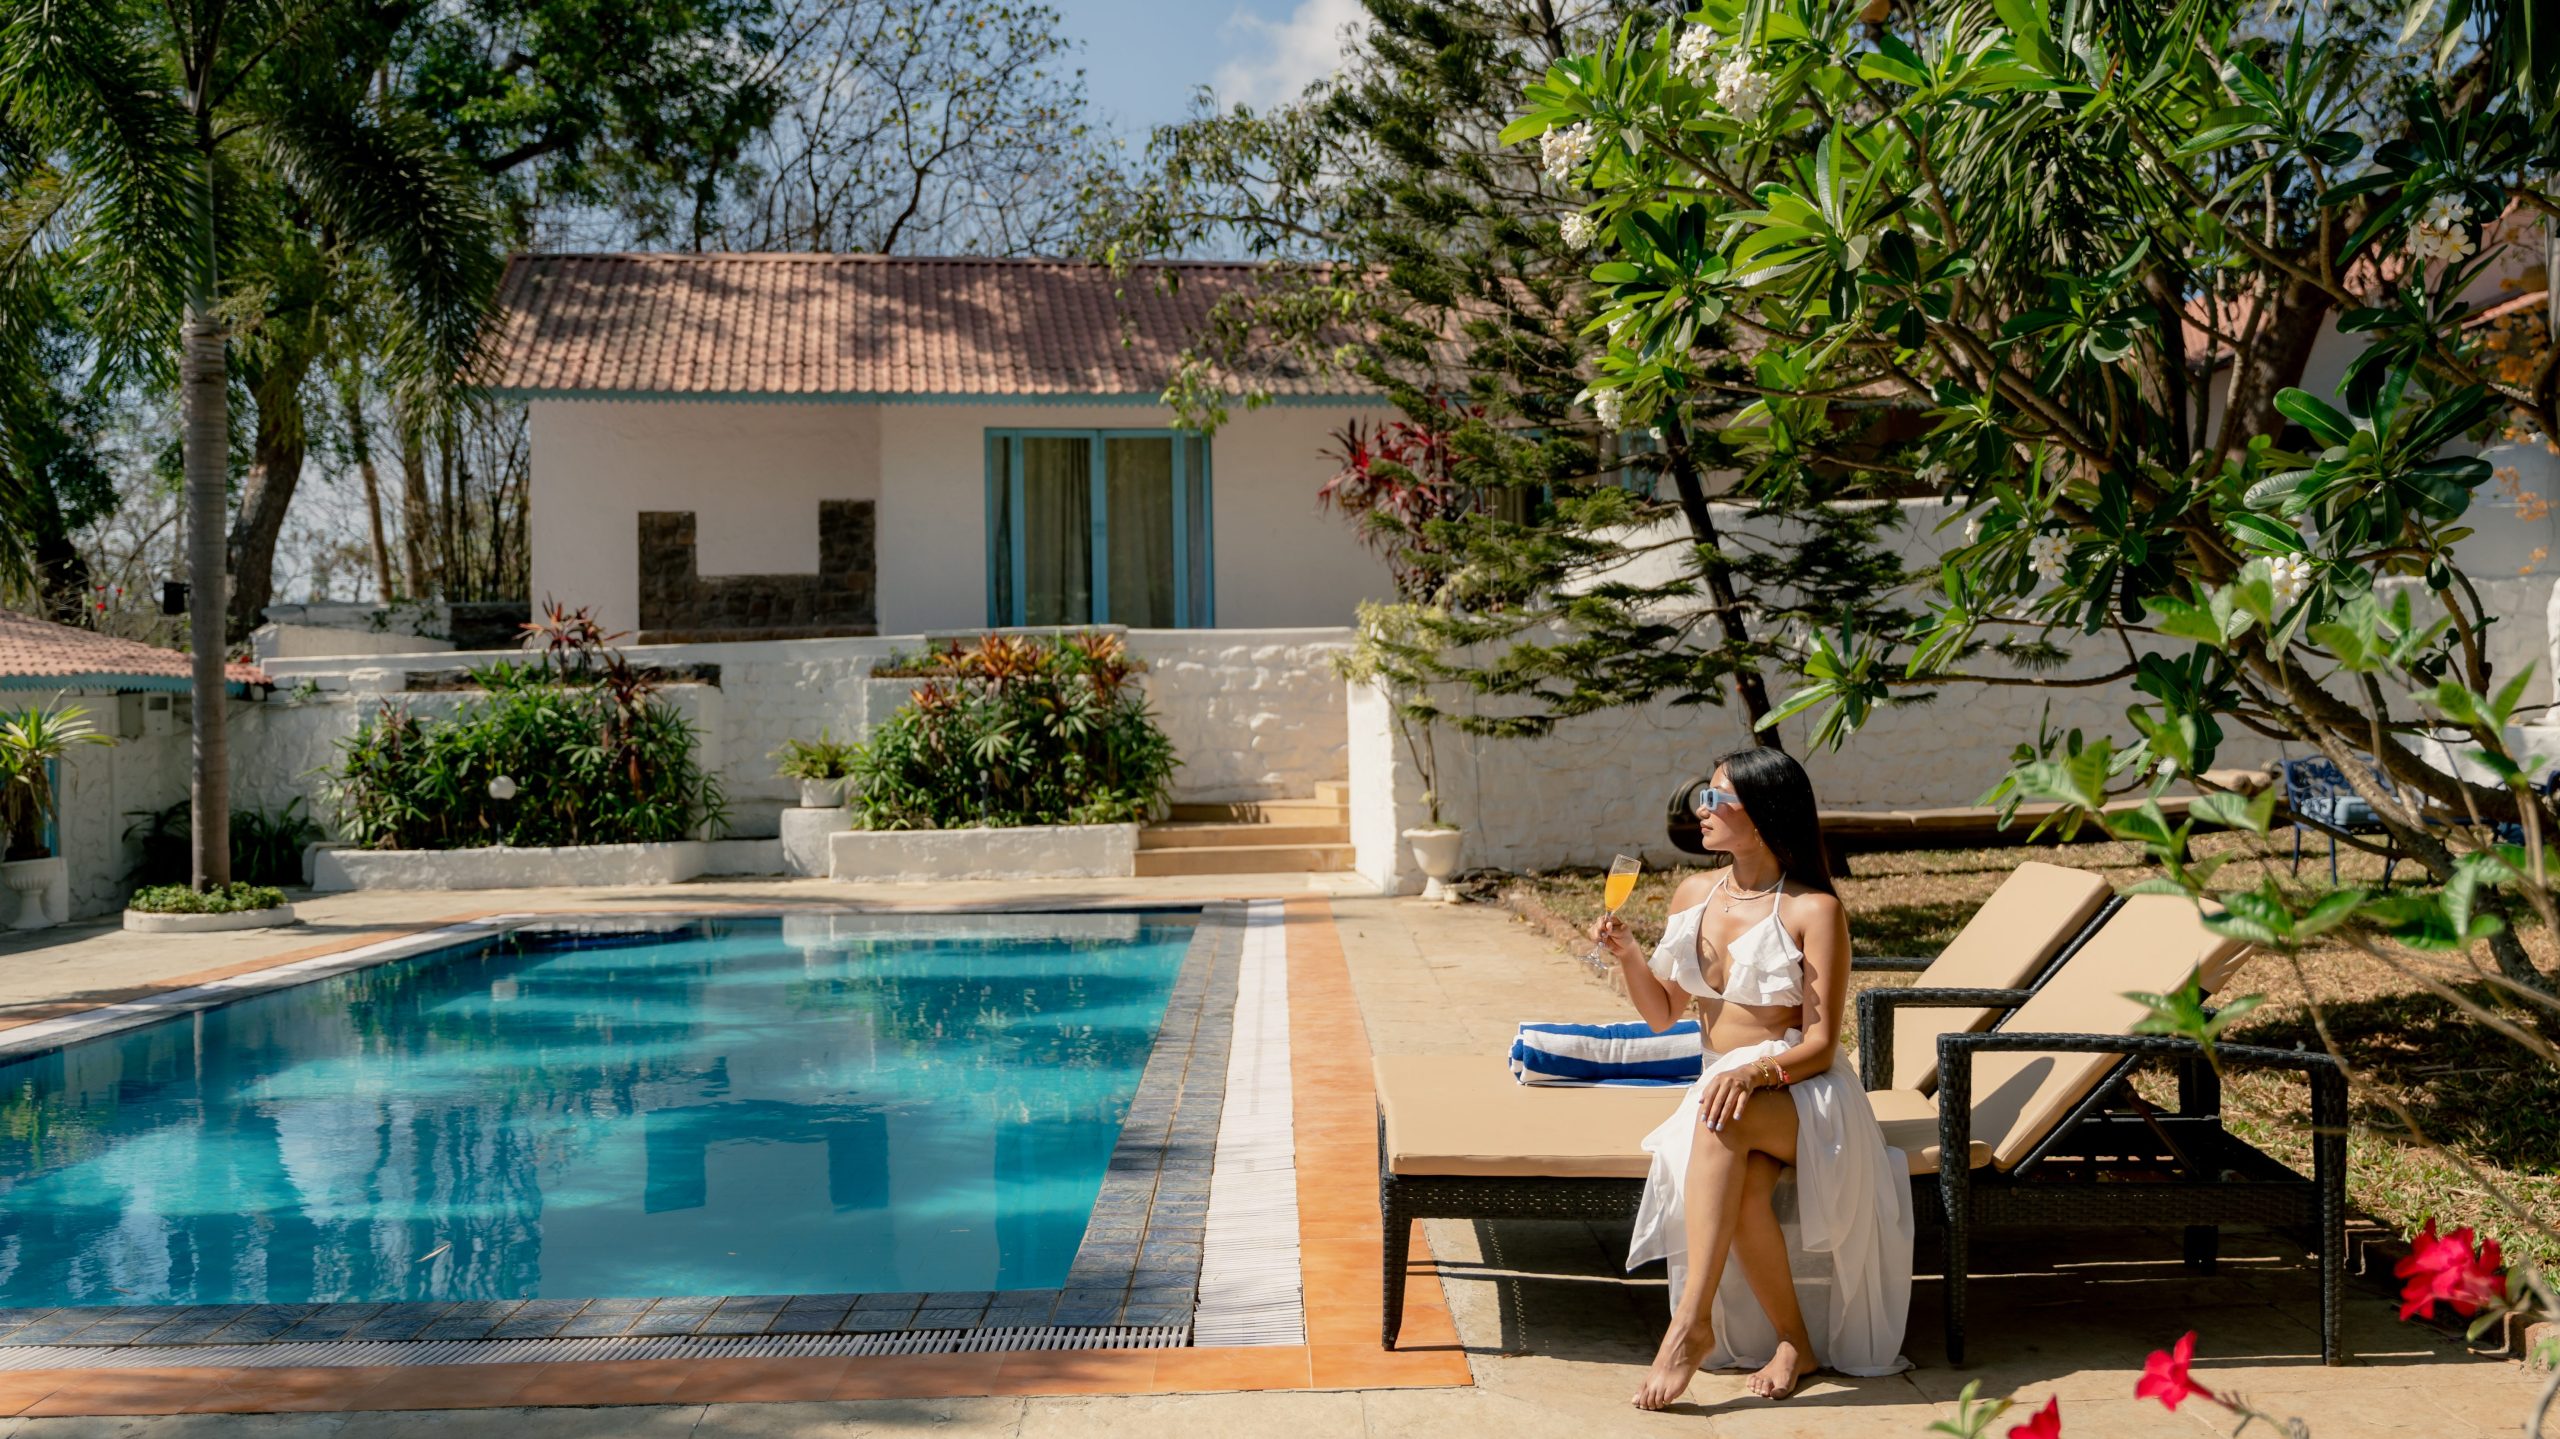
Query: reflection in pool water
[[0, 912, 1192, 1307]]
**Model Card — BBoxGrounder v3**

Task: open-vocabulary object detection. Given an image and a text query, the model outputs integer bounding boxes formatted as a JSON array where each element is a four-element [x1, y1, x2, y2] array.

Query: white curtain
[[1106, 438, 1175, 628], [1021, 437, 1092, 626]]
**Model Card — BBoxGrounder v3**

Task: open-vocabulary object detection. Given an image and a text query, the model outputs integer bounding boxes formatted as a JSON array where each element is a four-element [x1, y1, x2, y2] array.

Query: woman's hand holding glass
[[1589, 911, 1644, 965]]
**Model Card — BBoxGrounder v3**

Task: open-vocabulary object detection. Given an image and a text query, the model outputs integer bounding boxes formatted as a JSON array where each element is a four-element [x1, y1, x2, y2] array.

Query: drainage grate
[[0, 1326, 1188, 1371]]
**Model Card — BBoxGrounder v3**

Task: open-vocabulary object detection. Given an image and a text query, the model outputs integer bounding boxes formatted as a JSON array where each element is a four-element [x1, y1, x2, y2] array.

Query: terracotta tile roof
[[487, 253, 1365, 399], [0, 610, 269, 690]]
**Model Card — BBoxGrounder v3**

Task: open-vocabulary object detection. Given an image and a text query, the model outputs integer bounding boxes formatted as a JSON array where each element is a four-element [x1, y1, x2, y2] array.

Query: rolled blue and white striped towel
[[1507, 1019, 1703, 1086]]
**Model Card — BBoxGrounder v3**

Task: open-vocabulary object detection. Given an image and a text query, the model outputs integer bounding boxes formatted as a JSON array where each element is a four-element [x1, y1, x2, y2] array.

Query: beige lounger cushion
[[1889, 861, 2114, 1092], [1374, 1054, 1988, 1180], [1967, 894, 2249, 1171]]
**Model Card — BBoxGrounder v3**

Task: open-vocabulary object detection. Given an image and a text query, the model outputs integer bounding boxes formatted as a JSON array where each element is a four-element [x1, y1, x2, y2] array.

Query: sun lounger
[[1372, 860, 2109, 1351], [1373, 889, 2348, 1366]]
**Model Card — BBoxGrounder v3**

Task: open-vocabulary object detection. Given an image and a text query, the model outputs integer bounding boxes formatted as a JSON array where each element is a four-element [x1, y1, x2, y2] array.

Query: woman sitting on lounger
[[1590, 747, 1914, 1406]]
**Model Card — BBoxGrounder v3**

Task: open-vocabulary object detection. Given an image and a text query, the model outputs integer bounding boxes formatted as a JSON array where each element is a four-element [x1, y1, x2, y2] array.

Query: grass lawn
[[1520, 833, 2560, 1269]]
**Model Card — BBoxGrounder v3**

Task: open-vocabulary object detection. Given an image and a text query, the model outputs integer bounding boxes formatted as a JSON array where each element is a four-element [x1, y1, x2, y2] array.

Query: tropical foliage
[[847, 633, 1178, 830], [1084, 0, 1903, 742], [1511, 0, 2560, 987], [325, 617, 724, 849], [127, 882, 287, 915], [0, 702, 115, 861], [125, 797, 323, 889], [773, 731, 858, 782], [1513, 0, 2560, 1377]]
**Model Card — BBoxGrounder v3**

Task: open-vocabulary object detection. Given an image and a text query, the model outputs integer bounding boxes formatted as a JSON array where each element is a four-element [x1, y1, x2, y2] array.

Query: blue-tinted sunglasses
[[1691, 785, 1742, 816]]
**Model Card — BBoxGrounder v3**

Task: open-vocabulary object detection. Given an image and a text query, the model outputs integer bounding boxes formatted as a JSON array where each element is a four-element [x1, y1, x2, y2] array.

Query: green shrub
[[848, 632, 1178, 829], [126, 796, 323, 888], [773, 730, 857, 781], [324, 615, 726, 850], [128, 882, 286, 914]]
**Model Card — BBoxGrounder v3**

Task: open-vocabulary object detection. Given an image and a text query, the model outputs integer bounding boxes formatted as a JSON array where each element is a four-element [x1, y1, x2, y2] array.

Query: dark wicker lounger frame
[[1378, 980, 2349, 1366]]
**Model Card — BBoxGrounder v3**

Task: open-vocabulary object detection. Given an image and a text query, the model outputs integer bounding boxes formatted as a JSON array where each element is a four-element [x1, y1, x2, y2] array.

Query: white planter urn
[[1, 856, 70, 932], [798, 777, 844, 809], [1403, 826, 1466, 902]]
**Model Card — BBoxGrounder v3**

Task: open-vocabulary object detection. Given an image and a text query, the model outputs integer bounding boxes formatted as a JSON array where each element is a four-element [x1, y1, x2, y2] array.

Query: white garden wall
[[249, 628, 1355, 847]]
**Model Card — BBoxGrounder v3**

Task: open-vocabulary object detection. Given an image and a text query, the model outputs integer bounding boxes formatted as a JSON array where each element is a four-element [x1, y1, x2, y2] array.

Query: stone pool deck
[[0, 874, 2542, 1437]]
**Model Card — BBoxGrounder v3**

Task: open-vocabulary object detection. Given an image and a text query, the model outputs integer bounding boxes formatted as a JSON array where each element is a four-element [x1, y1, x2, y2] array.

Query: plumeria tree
[[1514, 0, 2560, 1409], [1511, 1, 2560, 989]]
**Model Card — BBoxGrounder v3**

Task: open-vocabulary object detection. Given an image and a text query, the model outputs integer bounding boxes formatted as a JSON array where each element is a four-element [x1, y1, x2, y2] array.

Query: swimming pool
[[0, 912, 1198, 1309]]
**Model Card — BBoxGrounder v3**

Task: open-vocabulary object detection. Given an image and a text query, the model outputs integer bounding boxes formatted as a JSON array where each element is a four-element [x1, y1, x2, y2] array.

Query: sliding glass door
[[987, 430, 1211, 628]]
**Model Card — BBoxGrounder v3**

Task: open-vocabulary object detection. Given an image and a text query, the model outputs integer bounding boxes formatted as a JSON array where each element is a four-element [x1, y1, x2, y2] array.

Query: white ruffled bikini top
[[1649, 874, 1806, 1007]]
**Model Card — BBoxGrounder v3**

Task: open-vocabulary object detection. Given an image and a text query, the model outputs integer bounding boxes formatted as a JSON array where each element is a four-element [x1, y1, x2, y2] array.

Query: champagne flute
[[1584, 853, 1643, 973]]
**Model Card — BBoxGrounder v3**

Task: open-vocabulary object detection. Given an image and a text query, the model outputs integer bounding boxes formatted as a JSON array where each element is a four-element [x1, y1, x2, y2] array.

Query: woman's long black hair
[[1703, 746, 1835, 895]]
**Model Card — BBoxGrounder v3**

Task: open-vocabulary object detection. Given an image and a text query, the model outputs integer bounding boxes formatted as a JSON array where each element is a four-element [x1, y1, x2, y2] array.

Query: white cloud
[[1212, 0, 1368, 110]]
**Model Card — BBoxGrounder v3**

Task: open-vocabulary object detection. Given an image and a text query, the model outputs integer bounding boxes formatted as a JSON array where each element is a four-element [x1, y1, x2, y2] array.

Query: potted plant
[[1334, 602, 1465, 901], [773, 730, 856, 808], [1, 700, 115, 930]]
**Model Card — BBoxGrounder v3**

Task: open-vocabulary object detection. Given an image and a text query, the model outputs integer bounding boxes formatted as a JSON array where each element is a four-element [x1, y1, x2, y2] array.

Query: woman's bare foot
[[1745, 1339, 1813, 1400], [1632, 1318, 1717, 1410]]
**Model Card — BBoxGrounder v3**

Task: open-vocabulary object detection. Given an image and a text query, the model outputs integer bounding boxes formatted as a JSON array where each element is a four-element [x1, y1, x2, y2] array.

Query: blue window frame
[[985, 430, 1213, 628]]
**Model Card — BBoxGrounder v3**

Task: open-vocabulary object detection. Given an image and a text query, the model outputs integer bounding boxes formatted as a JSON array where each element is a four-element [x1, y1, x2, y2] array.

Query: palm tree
[[2, 0, 500, 885]]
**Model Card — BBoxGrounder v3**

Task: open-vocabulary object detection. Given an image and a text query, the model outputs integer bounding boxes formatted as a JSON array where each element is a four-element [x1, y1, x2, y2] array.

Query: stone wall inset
[[638, 500, 877, 643]]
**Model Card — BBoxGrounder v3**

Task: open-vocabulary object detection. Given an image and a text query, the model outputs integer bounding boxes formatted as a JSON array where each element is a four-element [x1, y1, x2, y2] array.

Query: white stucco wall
[[528, 400, 884, 635], [529, 397, 1398, 639]]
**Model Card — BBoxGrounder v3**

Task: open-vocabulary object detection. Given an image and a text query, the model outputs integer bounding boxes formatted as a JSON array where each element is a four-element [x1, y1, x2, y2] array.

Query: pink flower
[[2008, 1395, 2062, 1439], [2135, 1331, 2214, 1411], [2395, 1219, 2506, 1321]]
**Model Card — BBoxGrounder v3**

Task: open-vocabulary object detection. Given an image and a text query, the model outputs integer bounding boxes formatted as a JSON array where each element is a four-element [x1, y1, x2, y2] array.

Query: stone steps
[[1132, 842, 1355, 877], [1167, 799, 1349, 825], [1138, 821, 1348, 850], [1142, 781, 1353, 874]]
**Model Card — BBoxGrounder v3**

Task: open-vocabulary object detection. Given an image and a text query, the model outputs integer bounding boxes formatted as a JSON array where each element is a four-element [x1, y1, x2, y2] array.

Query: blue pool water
[[0, 913, 1193, 1307]]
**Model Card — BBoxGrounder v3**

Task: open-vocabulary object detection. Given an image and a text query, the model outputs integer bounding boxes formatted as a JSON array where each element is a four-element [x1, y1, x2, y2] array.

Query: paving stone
[[912, 1307, 984, 1328], [695, 1310, 777, 1335], [853, 1292, 926, 1311], [555, 1313, 640, 1337]]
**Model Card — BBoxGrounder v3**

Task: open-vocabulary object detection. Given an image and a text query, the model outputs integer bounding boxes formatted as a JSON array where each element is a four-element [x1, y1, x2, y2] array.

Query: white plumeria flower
[[2266, 552, 2314, 608], [1916, 461, 1948, 488], [1605, 312, 1630, 340], [2407, 221, 2476, 265], [2026, 530, 2072, 581], [1672, 26, 1717, 80], [1592, 388, 1626, 429], [1560, 212, 1597, 250], [1542, 122, 1596, 184], [1961, 514, 1983, 545], [488, 775, 519, 801], [2418, 192, 2473, 231], [1715, 57, 1773, 121]]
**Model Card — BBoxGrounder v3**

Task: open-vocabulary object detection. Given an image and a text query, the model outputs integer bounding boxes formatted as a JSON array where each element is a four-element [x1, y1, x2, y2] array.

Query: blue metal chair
[[2280, 756, 2397, 886]]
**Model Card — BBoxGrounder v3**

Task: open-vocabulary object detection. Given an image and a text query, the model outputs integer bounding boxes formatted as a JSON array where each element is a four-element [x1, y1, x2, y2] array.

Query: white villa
[[486, 254, 1402, 640]]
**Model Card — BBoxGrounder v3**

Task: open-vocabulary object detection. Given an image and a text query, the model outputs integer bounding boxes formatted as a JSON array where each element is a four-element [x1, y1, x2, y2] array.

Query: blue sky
[[1049, 0, 1364, 137]]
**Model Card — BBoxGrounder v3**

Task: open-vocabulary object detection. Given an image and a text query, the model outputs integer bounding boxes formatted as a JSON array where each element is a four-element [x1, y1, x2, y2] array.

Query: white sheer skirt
[[1625, 1032, 1915, 1377]]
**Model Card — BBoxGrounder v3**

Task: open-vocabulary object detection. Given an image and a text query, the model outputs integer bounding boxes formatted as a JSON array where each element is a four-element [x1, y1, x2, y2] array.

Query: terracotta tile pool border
[[0, 892, 1471, 1412]]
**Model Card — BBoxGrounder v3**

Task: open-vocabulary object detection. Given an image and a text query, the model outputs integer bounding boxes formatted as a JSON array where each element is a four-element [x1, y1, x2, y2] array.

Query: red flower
[[2008, 1395, 2062, 1439], [2395, 1219, 2506, 1321], [2134, 1331, 2214, 1411]]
